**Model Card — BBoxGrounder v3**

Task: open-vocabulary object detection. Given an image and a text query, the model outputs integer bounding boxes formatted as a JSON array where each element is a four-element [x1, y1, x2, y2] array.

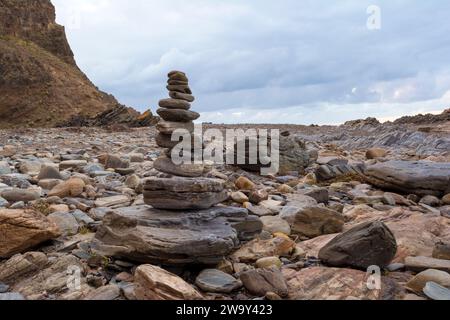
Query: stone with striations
[[134, 264, 202, 300]]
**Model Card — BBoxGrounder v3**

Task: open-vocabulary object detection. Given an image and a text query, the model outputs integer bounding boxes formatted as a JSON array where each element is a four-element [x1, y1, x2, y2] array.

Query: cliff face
[[0, 0, 135, 128], [0, 0, 75, 65]]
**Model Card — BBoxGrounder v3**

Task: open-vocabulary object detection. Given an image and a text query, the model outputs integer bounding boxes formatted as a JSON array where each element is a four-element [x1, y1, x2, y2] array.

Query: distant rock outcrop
[[0, 0, 152, 129]]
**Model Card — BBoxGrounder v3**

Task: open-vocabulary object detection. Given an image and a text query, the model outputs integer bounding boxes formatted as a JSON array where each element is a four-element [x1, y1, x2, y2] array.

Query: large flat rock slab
[[363, 160, 450, 196], [92, 205, 262, 266]]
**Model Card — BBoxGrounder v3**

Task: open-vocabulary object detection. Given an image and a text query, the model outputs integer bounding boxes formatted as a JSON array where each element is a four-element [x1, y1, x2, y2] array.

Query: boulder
[[366, 148, 387, 160], [0, 209, 61, 258], [134, 264, 202, 300], [92, 205, 262, 265], [153, 156, 204, 177], [319, 221, 397, 269], [363, 160, 450, 197]]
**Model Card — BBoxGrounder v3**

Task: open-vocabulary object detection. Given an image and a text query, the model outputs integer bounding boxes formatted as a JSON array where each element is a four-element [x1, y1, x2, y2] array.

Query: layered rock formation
[[0, 0, 153, 128]]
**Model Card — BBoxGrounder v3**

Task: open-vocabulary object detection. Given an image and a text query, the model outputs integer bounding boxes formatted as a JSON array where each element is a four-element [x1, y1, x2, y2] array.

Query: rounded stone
[[156, 121, 194, 135], [261, 216, 291, 235], [158, 98, 191, 110], [256, 257, 283, 269]]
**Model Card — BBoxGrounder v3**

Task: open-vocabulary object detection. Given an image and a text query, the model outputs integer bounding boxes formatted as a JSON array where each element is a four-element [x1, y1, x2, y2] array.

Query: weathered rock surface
[[157, 108, 200, 122], [405, 256, 450, 273], [93, 205, 262, 265], [0, 209, 61, 258]]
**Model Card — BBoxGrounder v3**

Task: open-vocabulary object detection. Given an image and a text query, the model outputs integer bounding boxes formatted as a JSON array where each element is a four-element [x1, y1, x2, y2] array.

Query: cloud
[[52, 0, 450, 124]]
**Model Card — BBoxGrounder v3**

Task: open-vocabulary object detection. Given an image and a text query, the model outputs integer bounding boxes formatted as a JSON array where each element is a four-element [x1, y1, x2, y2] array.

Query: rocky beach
[[0, 107, 449, 301]]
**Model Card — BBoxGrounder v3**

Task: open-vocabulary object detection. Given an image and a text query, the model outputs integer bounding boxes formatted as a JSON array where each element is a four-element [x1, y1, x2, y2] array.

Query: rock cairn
[[144, 71, 229, 210]]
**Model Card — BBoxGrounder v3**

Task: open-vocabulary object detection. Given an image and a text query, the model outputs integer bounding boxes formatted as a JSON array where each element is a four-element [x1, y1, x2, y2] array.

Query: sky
[[52, 0, 450, 125]]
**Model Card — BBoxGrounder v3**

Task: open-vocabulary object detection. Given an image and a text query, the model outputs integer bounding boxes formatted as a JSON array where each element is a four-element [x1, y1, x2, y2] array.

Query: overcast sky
[[52, 0, 450, 124]]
